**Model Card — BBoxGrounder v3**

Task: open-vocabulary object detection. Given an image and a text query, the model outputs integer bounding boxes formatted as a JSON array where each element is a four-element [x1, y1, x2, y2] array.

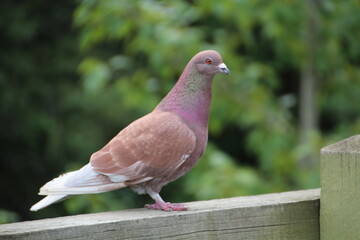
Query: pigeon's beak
[[218, 63, 230, 75]]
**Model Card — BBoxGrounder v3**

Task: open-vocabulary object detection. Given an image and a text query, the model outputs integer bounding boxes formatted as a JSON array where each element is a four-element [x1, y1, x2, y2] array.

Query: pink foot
[[145, 202, 188, 212]]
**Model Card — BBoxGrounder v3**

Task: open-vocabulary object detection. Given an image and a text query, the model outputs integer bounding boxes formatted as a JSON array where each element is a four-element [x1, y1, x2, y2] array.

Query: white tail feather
[[38, 164, 127, 195], [39, 182, 127, 195], [30, 195, 68, 211], [30, 163, 128, 211]]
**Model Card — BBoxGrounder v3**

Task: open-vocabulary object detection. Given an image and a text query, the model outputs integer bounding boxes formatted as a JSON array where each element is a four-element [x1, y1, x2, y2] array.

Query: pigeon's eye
[[205, 58, 213, 65]]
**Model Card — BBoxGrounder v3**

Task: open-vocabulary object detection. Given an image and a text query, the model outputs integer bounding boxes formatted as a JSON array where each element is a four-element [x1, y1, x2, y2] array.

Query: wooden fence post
[[320, 135, 360, 240]]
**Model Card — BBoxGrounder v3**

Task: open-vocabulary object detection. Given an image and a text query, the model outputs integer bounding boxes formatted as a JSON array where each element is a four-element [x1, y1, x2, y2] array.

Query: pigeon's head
[[192, 50, 230, 76]]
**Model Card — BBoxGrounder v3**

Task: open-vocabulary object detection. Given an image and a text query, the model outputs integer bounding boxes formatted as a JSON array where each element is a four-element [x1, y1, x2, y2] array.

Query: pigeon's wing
[[90, 110, 196, 184]]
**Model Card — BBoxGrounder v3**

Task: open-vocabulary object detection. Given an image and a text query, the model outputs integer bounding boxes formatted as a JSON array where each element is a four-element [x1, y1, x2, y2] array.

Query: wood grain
[[0, 189, 319, 240], [321, 134, 360, 240]]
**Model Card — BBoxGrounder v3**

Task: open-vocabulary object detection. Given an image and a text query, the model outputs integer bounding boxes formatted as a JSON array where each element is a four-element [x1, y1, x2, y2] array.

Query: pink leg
[[145, 188, 188, 212]]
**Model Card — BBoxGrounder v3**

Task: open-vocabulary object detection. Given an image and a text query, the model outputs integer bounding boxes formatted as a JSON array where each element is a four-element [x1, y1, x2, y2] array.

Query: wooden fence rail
[[0, 189, 319, 240], [1, 134, 360, 240]]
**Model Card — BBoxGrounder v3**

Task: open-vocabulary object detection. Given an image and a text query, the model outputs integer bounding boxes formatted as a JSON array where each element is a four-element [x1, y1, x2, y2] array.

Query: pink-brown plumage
[[30, 50, 230, 212], [90, 111, 196, 180]]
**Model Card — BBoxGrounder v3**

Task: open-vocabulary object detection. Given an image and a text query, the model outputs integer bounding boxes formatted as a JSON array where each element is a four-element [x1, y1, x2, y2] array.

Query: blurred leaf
[[0, 209, 20, 224]]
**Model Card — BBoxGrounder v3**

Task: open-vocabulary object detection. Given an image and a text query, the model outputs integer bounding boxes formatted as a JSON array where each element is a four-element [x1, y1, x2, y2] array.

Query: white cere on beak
[[218, 63, 230, 75]]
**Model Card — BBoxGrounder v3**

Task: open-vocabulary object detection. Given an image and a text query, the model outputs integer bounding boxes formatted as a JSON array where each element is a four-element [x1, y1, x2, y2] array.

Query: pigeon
[[30, 50, 230, 212]]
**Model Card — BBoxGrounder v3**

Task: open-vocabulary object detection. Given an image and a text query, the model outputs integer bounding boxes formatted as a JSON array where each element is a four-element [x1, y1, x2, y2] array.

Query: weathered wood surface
[[0, 189, 320, 240], [321, 135, 360, 240]]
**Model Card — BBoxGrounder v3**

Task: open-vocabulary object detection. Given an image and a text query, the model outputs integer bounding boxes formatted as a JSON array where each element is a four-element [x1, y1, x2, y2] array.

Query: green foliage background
[[0, 0, 359, 223]]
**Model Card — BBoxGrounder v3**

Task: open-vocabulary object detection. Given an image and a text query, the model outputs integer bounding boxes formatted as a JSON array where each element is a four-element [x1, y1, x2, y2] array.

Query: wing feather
[[90, 110, 196, 182]]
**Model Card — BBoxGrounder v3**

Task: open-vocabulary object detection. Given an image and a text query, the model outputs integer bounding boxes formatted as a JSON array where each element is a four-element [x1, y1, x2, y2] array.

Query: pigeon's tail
[[30, 163, 127, 211], [30, 195, 69, 211]]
